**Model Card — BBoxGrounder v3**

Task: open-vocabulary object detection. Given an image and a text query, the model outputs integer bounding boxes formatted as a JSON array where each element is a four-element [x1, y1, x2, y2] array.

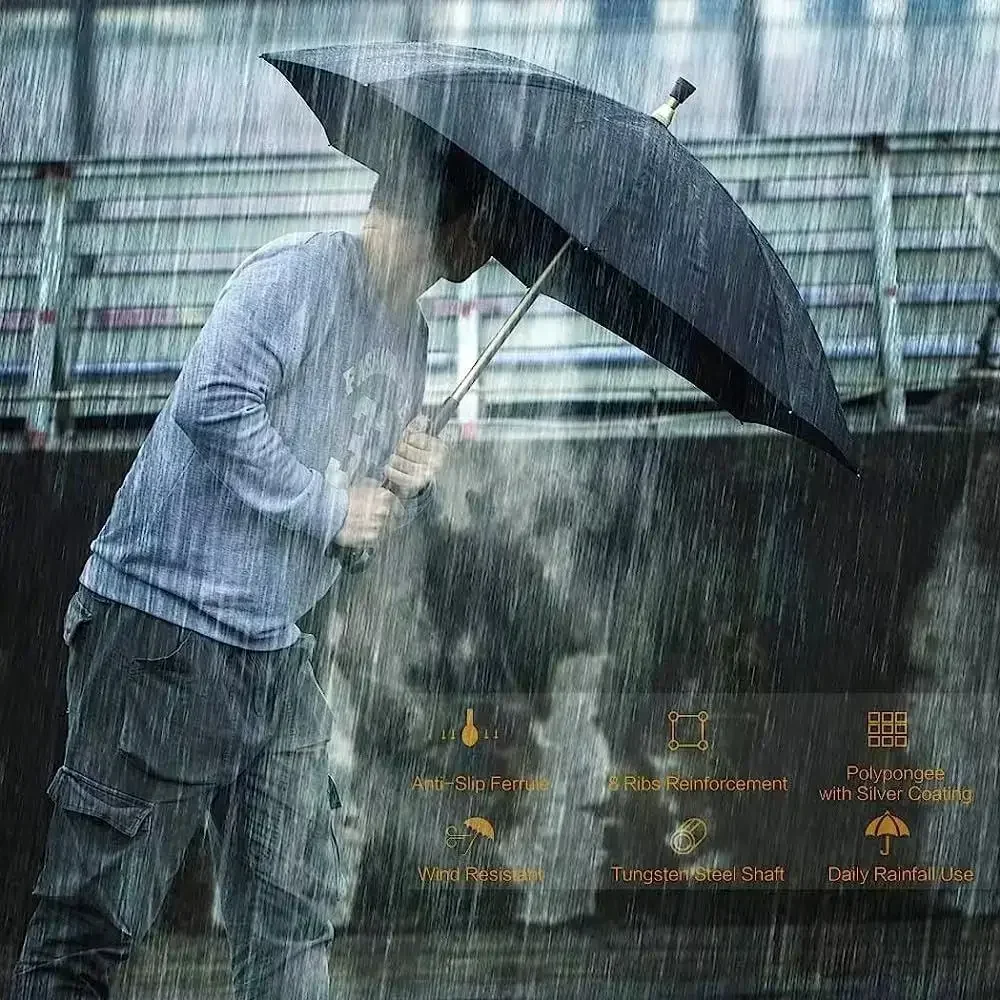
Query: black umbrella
[[262, 41, 858, 473]]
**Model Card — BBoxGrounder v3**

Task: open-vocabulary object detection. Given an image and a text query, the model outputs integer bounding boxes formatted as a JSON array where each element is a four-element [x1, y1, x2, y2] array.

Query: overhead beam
[[70, 0, 96, 157]]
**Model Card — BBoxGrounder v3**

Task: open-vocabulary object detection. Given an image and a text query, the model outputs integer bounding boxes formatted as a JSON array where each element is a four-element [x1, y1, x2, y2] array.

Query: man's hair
[[369, 145, 490, 230]]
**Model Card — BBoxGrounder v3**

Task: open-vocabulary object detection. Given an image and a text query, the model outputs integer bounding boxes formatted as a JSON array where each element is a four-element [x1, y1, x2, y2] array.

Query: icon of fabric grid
[[867, 710, 907, 749]]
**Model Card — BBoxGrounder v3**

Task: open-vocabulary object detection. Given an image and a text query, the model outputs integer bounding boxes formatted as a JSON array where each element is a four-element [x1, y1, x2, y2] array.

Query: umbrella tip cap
[[670, 78, 697, 104]]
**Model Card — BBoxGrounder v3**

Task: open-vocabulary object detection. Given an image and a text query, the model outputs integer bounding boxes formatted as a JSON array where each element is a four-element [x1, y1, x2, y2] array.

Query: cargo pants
[[8, 584, 342, 1000]]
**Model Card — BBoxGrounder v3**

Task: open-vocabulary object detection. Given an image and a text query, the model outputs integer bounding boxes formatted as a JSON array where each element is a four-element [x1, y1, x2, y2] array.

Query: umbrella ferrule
[[651, 100, 678, 129], [652, 77, 696, 129]]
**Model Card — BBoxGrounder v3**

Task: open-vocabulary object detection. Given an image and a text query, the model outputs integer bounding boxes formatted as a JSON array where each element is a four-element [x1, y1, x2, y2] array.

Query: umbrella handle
[[429, 396, 459, 437]]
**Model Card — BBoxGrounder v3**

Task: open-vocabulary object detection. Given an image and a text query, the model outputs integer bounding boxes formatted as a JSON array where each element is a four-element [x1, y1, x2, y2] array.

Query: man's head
[[367, 146, 498, 284]]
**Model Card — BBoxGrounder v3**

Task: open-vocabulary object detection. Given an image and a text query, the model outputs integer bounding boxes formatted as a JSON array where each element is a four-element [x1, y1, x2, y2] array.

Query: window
[[806, 0, 867, 21], [698, 0, 736, 24], [905, 0, 968, 22], [594, 0, 656, 28]]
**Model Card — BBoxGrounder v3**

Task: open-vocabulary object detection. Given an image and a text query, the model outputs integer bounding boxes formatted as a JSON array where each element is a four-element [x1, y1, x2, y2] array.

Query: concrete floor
[[109, 919, 1000, 1000]]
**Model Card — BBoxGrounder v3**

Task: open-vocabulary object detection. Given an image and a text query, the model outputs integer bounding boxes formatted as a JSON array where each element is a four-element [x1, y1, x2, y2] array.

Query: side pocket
[[274, 648, 335, 754], [62, 593, 94, 647], [34, 766, 154, 937], [328, 774, 343, 888], [327, 774, 343, 810], [119, 639, 235, 785]]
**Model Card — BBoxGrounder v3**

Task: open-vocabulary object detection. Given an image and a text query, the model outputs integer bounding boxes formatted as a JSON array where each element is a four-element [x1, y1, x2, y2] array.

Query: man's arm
[[171, 250, 349, 552]]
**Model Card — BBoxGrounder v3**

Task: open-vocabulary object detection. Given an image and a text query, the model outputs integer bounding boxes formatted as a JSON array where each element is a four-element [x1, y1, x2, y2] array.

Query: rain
[[1, 1, 1000, 998]]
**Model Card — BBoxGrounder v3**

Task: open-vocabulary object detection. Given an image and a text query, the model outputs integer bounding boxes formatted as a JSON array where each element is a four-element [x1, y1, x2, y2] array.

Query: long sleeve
[[171, 249, 349, 552], [397, 480, 436, 527]]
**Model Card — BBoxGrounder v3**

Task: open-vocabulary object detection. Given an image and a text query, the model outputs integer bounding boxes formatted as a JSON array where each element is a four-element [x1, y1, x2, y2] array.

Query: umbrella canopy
[[262, 42, 859, 473]]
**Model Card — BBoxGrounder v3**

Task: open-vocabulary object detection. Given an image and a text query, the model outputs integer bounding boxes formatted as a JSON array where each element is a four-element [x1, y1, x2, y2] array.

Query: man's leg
[[9, 588, 250, 1000], [10, 774, 210, 1000], [208, 635, 339, 1000]]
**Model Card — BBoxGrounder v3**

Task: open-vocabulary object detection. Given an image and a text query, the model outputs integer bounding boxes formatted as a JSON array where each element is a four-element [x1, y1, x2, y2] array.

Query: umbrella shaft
[[439, 85, 682, 419], [444, 83, 685, 413], [449, 236, 575, 406]]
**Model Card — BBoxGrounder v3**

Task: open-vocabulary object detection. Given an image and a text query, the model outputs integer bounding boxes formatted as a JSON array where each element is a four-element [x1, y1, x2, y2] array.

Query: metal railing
[[2, 130, 999, 449]]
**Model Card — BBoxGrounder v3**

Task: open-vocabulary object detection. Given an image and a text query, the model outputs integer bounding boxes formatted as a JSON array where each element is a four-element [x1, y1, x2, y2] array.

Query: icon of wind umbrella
[[445, 816, 496, 856], [263, 42, 861, 570]]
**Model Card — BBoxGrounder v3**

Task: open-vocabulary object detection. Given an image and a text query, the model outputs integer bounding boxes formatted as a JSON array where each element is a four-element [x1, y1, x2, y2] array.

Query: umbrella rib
[[744, 216, 797, 410], [369, 67, 586, 103]]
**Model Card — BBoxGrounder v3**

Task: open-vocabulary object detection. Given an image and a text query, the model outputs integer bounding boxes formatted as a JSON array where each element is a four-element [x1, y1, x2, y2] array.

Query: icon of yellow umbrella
[[445, 817, 497, 855], [463, 816, 496, 855], [864, 810, 910, 856]]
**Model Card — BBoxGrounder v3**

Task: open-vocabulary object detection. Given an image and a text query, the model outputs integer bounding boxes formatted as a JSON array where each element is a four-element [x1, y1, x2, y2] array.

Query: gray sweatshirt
[[80, 229, 435, 650]]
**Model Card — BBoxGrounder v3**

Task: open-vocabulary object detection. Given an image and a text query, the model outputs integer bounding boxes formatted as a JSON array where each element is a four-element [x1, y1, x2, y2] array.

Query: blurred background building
[[2, 0, 1000, 160], [3, 0, 1000, 445]]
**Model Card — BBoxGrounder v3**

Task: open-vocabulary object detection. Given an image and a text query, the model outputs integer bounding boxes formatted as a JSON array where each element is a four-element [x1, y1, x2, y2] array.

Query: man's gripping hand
[[333, 478, 404, 549], [384, 414, 449, 499]]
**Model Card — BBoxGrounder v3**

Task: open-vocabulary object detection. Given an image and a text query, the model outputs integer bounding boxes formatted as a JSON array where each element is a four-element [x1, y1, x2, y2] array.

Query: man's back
[[81, 230, 430, 651]]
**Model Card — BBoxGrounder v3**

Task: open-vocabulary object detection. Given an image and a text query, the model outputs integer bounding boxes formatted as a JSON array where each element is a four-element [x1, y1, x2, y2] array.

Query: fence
[[2, 130, 1000, 449]]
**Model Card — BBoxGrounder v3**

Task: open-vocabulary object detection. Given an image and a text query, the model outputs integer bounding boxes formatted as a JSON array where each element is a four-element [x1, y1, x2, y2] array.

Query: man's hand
[[334, 478, 404, 549], [384, 414, 448, 499]]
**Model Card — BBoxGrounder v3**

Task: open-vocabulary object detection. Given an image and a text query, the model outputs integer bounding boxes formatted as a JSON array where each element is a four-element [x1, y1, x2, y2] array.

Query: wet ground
[[103, 919, 999, 999]]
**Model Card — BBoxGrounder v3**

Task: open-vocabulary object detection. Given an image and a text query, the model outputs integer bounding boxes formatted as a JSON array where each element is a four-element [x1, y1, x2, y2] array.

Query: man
[[9, 145, 497, 1000]]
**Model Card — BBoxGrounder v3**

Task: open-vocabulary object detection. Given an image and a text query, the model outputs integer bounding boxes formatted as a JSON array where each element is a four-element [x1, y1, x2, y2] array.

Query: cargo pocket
[[34, 765, 153, 938], [118, 623, 234, 785], [240, 761, 341, 914]]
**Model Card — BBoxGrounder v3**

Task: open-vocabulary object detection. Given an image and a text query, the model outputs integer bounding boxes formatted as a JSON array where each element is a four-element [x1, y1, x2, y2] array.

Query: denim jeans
[[9, 585, 342, 1000]]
